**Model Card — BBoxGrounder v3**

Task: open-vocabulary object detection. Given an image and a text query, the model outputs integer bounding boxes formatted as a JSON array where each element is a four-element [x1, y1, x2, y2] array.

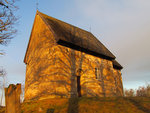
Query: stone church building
[[24, 11, 123, 101]]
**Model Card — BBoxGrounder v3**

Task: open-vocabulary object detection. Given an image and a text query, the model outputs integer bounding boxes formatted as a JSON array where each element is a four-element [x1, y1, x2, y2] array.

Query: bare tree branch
[[0, 0, 18, 45]]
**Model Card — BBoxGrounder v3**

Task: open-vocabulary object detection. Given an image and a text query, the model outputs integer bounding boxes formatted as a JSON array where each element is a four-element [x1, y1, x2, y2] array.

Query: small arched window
[[95, 67, 101, 80], [77, 68, 83, 76]]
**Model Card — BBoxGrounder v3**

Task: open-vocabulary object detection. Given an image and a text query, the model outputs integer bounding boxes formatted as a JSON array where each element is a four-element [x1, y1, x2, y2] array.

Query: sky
[[0, 0, 150, 102]]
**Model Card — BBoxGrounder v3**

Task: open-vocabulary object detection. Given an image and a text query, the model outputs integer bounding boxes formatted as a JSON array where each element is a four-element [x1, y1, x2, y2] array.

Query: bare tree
[[124, 89, 135, 97], [0, 0, 18, 45], [0, 69, 6, 106], [0, 0, 18, 103], [136, 84, 150, 97], [20, 81, 25, 103]]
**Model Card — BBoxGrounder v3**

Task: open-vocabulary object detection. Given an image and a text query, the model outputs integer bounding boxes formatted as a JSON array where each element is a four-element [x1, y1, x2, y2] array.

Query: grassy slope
[[0, 97, 150, 113], [0, 107, 5, 113]]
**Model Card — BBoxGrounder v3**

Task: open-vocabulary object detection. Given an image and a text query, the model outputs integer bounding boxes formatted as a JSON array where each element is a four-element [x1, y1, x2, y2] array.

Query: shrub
[[136, 84, 150, 97], [146, 84, 150, 97], [136, 86, 147, 97], [124, 89, 135, 97], [124, 84, 150, 97]]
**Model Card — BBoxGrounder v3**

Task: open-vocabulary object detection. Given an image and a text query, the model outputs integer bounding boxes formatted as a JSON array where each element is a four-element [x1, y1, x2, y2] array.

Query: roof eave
[[112, 60, 123, 70], [57, 39, 115, 60]]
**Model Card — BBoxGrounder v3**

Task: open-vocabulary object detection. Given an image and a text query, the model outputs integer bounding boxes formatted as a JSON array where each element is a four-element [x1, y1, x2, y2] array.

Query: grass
[[0, 106, 5, 113], [0, 97, 150, 113]]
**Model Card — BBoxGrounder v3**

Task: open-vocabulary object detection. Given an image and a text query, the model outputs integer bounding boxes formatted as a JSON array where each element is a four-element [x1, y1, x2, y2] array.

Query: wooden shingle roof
[[38, 11, 116, 60]]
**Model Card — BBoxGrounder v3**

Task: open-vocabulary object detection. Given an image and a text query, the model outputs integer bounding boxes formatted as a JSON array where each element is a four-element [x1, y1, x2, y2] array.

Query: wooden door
[[77, 76, 81, 97]]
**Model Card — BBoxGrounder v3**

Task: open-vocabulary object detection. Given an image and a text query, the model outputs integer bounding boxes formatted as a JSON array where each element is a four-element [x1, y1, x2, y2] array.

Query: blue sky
[[0, 0, 150, 102]]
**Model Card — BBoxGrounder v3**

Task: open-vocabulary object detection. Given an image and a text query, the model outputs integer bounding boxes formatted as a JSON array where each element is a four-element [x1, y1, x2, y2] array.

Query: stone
[[5, 84, 21, 113]]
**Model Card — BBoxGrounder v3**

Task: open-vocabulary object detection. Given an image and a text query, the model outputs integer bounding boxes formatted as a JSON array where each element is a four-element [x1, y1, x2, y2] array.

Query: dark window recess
[[95, 68, 101, 80], [95, 68, 98, 79]]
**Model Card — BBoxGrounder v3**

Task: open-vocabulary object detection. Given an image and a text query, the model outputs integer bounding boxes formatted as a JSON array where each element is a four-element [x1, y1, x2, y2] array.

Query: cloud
[[75, 0, 150, 88]]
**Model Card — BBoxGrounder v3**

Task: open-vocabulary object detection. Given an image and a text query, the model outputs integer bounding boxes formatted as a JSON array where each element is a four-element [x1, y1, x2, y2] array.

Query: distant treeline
[[124, 84, 150, 97]]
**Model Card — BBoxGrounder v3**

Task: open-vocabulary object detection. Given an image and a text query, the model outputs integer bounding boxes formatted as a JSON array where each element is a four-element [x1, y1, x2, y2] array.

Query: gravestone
[[5, 84, 21, 113]]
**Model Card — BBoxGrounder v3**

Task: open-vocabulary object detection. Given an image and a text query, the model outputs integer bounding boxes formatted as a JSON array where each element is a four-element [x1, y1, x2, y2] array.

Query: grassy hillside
[[0, 97, 150, 113], [0, 107, 5, 113]]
